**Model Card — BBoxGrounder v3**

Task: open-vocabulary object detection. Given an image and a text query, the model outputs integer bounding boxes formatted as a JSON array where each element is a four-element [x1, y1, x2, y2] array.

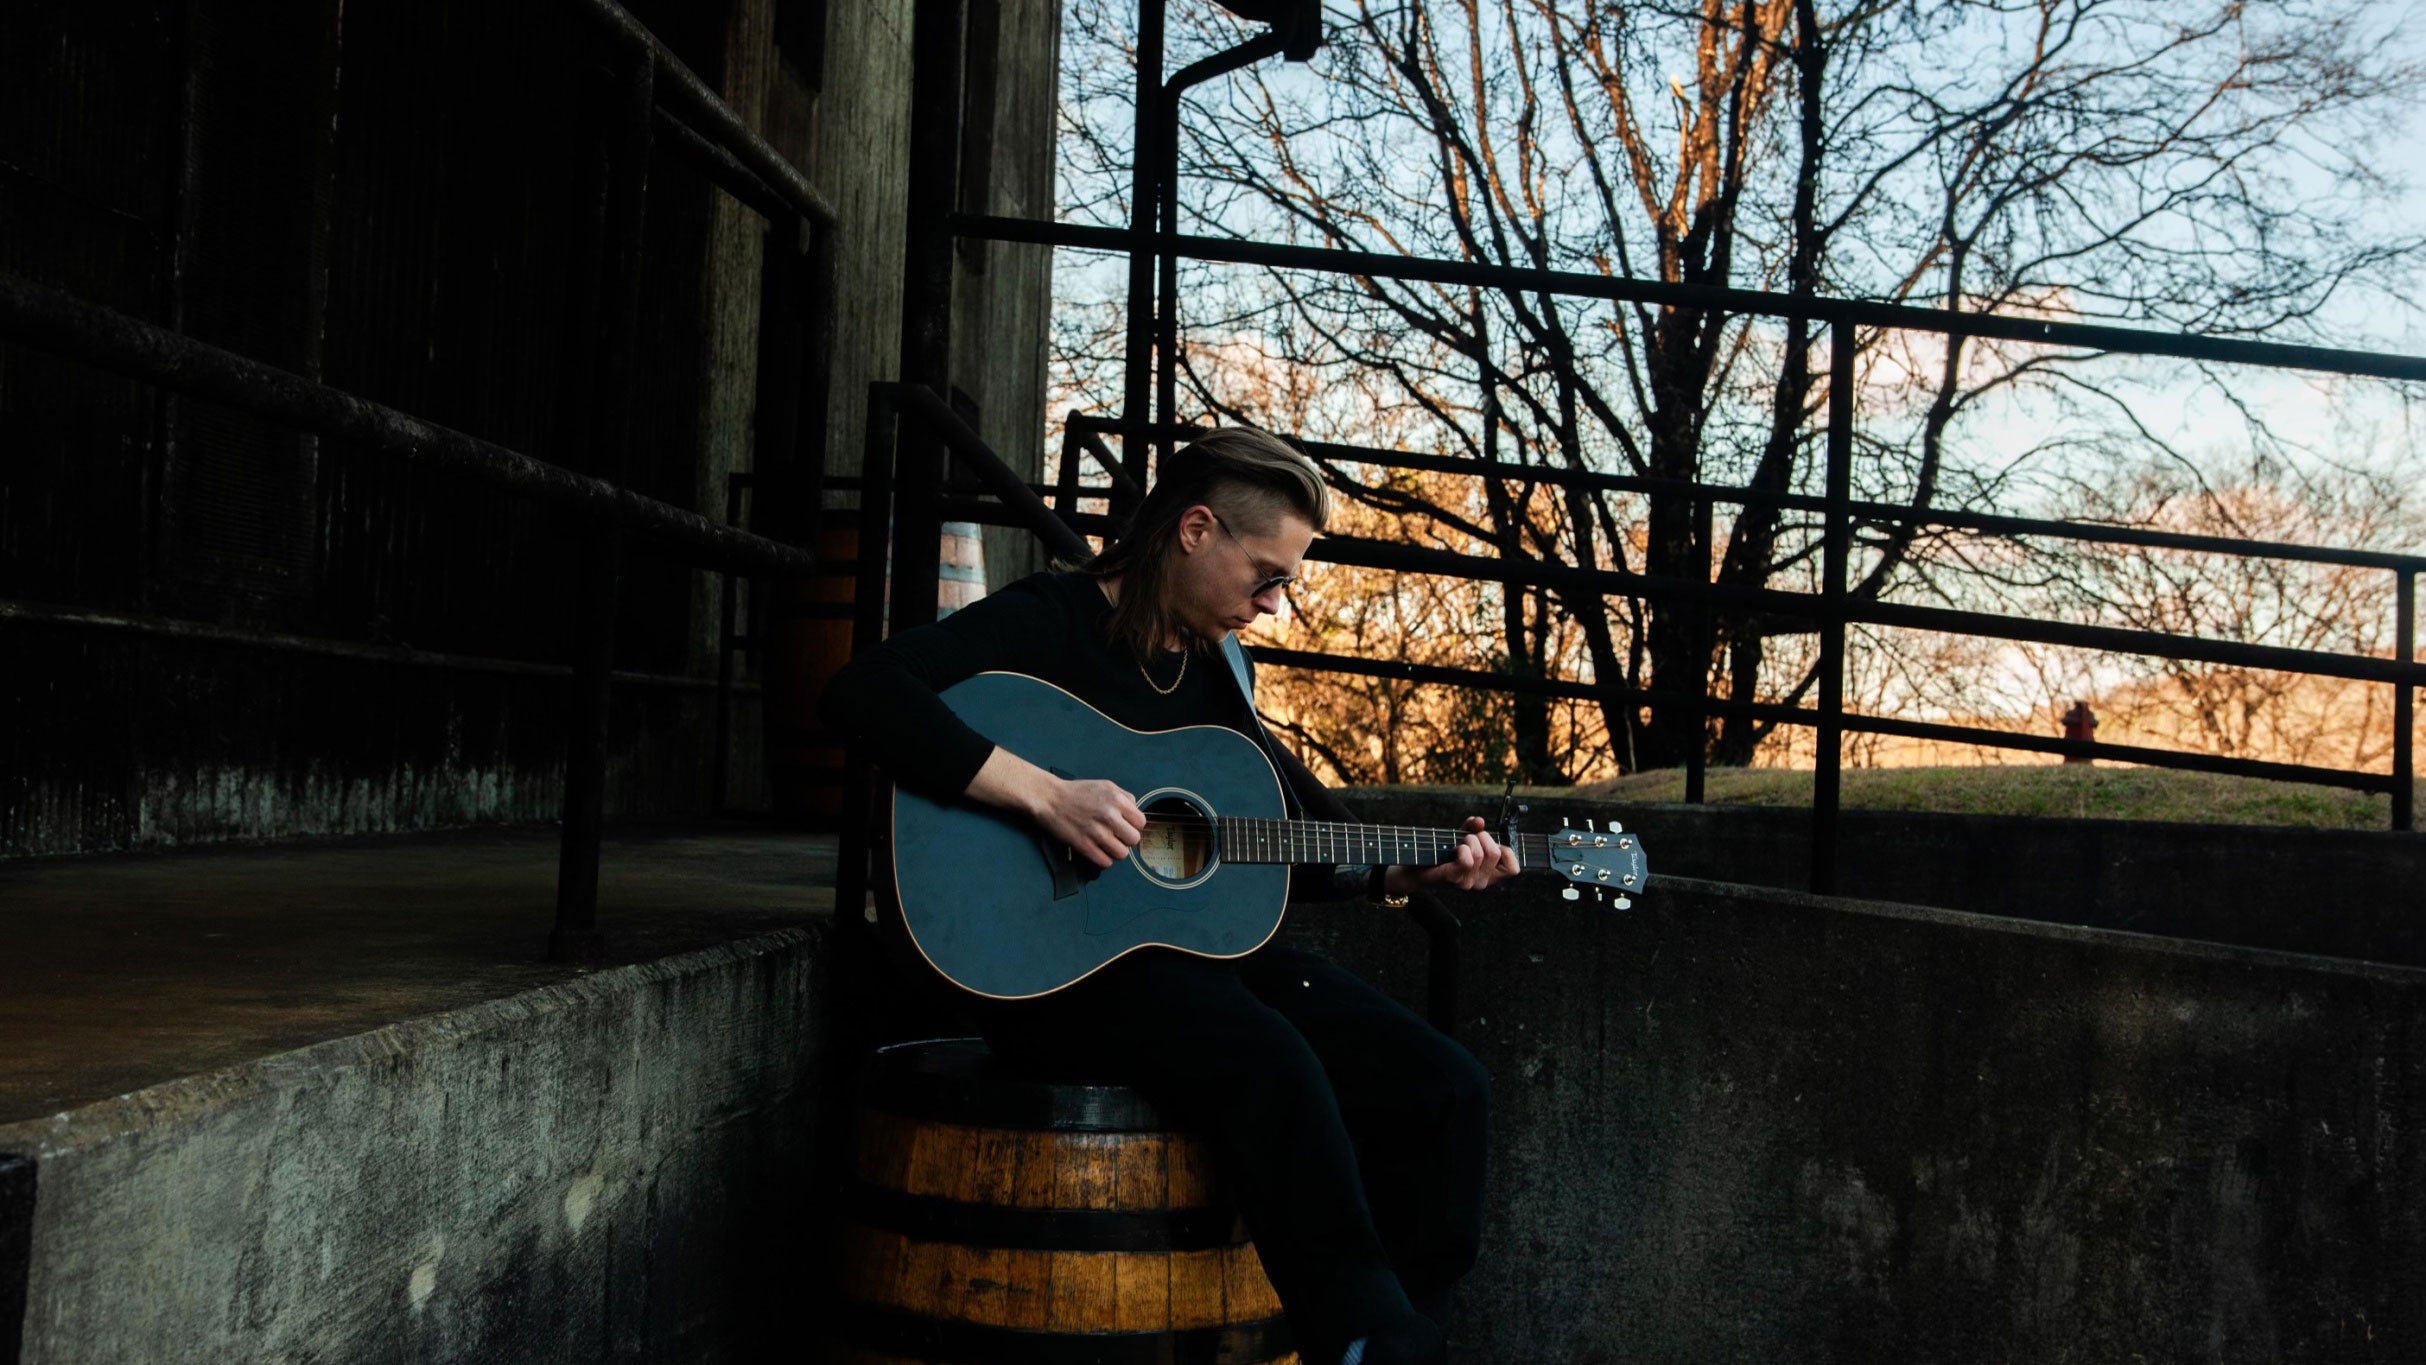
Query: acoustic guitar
[[889, 672, 1651, 999]]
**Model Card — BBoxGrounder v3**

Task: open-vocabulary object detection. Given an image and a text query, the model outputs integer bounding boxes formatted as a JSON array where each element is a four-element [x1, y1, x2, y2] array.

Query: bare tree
[[1056, 0, 2422, 777], [2011, 450, 2422, 766]]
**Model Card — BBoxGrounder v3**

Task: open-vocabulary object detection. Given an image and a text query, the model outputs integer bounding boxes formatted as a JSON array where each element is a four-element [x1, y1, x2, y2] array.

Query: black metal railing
[[0, 0, 839, 957], [901, 206, 2426, 897]]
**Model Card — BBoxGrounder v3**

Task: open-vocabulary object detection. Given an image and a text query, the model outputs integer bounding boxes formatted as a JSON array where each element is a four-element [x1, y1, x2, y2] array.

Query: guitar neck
[[1212, 817, 1599, 872]]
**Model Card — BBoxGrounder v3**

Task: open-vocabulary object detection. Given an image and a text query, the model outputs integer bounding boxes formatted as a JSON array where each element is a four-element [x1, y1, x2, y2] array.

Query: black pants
[[975, 944, 1490, 1362]]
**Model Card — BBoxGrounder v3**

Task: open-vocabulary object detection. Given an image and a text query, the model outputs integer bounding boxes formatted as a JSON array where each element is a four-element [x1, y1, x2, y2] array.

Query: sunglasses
[[1210, 513, 1299, 598]]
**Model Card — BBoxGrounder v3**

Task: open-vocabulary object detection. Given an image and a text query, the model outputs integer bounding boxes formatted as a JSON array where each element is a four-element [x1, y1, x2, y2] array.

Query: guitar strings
[[1134, 813, 1563, 860], [1140, 814, 1553, 839]]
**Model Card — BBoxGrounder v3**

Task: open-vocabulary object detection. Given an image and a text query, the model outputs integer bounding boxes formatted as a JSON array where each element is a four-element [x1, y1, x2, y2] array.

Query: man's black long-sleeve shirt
[[817, 570, 1362, 902]]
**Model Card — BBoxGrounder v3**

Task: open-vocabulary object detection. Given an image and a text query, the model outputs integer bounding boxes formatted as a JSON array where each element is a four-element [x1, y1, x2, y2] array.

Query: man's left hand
[[1401, 816, 1521, 894]]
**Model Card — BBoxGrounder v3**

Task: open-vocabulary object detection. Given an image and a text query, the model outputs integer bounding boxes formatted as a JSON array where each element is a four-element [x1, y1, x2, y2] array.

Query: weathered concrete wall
[[1343, 792, 2426, 967], [0, 928, 826, 1363], [8, 848, 2417, 1363], [1281, 797, 2426, 1363]]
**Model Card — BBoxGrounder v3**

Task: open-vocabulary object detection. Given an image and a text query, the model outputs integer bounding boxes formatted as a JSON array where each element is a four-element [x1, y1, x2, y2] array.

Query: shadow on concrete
[[0, 821, 837, 1126]]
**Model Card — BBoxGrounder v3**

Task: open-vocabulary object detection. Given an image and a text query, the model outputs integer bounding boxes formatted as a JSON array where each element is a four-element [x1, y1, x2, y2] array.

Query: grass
[[1376, 765, 2420, 830]]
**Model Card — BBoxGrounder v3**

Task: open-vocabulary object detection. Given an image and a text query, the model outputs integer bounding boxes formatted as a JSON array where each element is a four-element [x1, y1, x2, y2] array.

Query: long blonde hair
[[1083, 428, 1330, 662]]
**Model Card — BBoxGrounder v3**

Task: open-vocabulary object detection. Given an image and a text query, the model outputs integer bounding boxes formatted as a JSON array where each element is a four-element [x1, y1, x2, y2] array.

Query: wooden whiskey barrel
[[831, 1037, 1298, 1364]]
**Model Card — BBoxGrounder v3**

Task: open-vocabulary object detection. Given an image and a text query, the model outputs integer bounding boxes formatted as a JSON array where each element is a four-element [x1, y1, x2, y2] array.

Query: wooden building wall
[[0, 0, 1060, 856]]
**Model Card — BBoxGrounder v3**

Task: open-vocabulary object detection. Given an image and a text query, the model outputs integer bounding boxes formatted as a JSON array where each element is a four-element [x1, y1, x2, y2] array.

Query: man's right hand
[[966, 746, 1145, 869], [1032, 776, 1148, 868]]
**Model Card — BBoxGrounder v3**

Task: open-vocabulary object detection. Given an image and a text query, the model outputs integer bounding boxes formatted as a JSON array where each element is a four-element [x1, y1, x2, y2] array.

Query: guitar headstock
[[1541, 816, 1647, 909]]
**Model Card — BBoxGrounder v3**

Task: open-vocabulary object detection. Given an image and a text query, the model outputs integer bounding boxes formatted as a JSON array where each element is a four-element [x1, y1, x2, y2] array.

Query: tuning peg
[[1614, 895, 1634, 911], [1561, 816, 1571, 828], [1585, 818, 1597, 832], [1609, 820, 1624, 834], [1561, 886, 1580, 901]]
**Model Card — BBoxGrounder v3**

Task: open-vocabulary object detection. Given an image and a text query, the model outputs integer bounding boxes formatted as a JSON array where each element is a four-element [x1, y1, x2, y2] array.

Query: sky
[[1051, 0, 2426, 529]]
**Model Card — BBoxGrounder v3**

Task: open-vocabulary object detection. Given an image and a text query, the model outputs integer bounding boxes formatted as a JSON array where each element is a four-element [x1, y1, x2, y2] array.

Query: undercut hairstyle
[[1082, 427, 1330, 662]]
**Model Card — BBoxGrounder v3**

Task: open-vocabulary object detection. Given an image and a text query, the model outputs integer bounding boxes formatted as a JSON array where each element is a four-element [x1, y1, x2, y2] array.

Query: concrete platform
[[9, 811, 2422, 1361], [0, 823, 838, 1125], [1, 823, 841, 1364]]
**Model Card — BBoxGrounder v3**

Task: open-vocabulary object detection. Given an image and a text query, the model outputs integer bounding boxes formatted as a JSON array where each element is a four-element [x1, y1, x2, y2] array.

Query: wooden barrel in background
[[762, 521, 986, 824], [831, 1037, 1297, 1365]]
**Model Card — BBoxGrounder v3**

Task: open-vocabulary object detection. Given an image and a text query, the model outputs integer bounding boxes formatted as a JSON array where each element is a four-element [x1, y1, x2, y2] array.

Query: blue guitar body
[[888, 672, 1292, 999]]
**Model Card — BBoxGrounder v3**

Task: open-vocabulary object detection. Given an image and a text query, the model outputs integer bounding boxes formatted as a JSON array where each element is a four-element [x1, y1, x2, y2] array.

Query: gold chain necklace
[[1139, 649, 1187, 695]]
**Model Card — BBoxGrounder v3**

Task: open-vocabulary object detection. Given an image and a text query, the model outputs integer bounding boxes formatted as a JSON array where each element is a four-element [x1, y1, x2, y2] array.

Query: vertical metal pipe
[[1150, 30, 1287, 479], [1055, 421, 1085, 511], [148, 0, 203, 603], [1811, 319, 1854, 894], [1685, 493, 1712, 805], [892, 0, 965, 634], [891, 421, 944, 631], [553, 49, 655, 960], [836, 388, 901, 929], [1119, 1, 1167, 509], [1156, 118, 1179, 462], [799, 221, 841, 517], [2397, 569, 2415, 832], [750, 232, 806, 539], [713, 474, 750, 813], [848, 394, 900, 703], [900, 0, 963, 391]]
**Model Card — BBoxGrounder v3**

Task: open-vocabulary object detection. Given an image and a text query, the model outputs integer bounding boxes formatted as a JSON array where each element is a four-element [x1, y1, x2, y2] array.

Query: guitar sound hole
[[1134, 795, 1215, 885]]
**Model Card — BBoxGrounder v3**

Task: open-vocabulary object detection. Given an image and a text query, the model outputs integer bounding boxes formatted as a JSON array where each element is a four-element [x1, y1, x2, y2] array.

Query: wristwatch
[[1367, 864, 1410, 909]]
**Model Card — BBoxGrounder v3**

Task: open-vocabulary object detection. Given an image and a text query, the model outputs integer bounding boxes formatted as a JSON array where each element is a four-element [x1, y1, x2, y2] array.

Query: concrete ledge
[[1, 926, 828, 1364], [1339, 790, 2426, 966], [12, 803, 2418, 1363]]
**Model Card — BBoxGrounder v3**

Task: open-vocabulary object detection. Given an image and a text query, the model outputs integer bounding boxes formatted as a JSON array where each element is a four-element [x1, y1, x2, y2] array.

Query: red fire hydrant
[[2060, 700, 2098, 764]]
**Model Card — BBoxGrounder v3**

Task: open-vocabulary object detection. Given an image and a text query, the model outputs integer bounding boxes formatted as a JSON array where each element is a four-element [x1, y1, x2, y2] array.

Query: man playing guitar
[[821, 427, 1520, 1365]]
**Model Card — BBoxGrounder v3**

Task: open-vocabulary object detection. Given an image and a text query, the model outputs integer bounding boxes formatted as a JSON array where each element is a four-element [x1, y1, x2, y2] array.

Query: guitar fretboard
[[1207, 817, 1622, 872]]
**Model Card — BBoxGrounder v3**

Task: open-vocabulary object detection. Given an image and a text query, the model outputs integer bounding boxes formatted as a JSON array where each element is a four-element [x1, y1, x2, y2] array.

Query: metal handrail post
[[1119, 2, 1168, 507], [1812, 320, 1854, 894], [891, 403, 946, 632], [890, 0, 964, 634], [713, 473, 754, 813], [1685, 493, 1712, 805], [801, 221, 841, 517], [553, 48, 655, 960], [836, 389, 902, 928], [2398, 570, 2416, 832], [1056, 420, 1087, 512]]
